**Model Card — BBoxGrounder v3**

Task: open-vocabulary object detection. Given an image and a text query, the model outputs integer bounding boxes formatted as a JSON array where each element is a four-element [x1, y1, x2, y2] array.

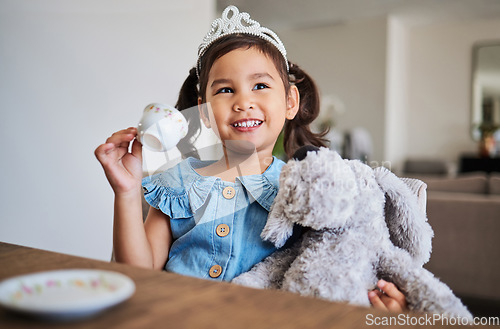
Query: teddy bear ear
[[261, 146, 320, 247], [261, 200, 295, 248], [374, 167, 434, 266], [261, 161, 299, 247]]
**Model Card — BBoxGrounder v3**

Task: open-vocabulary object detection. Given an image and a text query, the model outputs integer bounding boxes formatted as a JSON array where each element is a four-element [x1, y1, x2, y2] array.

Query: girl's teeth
[[233, 120, 262, 127]]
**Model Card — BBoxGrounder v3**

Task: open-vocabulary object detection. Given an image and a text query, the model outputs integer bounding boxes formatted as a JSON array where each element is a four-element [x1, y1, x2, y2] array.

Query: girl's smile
[[231, 118, 263, 131]]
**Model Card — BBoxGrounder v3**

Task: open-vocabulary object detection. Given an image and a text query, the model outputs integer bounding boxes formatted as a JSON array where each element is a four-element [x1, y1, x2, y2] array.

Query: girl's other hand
[[368, 279, 408, 313], [95, 127, 143, 195]]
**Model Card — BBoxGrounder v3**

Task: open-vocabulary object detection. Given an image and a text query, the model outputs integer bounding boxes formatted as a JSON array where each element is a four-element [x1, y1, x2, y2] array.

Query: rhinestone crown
[[196, 5, 288, 77]]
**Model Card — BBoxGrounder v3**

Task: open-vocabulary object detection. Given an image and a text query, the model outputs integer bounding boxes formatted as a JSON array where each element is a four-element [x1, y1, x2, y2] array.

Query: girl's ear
[[286, 85, 300, 120], [198, 98, 211, 128]]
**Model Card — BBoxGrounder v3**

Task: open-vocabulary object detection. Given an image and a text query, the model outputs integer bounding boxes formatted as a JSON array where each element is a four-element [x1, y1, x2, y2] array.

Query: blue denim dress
[[142, 157, 287, 281]]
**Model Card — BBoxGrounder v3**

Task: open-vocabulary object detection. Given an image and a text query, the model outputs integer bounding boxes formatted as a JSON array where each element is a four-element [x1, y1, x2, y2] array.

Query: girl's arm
[[113, 194, 172, 269], [143, 207, 172, 270], [95, 127, 172, 270]]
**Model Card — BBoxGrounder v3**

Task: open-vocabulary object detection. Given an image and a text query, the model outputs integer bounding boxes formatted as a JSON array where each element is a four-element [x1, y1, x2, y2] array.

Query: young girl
[[95, 5, 406, 312]]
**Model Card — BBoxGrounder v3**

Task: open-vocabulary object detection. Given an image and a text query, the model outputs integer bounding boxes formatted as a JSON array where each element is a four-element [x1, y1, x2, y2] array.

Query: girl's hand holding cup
[[95, 103, 188, 195], [95, 127, 143, 195]]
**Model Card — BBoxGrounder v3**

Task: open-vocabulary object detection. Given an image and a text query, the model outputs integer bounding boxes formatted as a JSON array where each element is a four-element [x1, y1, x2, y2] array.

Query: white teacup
[[137, 103, 188, 152]]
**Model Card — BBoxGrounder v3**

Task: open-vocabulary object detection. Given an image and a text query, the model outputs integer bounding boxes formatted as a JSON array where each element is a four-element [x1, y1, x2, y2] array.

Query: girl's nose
[[232, 92, 254, 111]]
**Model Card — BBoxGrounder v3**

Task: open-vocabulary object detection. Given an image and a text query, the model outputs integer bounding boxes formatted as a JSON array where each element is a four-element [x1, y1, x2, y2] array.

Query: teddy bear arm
[[378, 255, 473, 320], [232, 244, 300, 289]]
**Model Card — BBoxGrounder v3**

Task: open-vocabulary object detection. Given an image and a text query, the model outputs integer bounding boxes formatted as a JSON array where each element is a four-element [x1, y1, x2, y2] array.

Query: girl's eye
[[253, 83, 269, 90], [216, 87, 233, 94]]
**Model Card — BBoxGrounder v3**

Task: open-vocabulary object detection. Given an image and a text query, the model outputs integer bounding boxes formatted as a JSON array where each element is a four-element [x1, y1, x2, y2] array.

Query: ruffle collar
[[237, 158, 283, 211], [142, 157, 285, 218], [187, 157, 284, 212]]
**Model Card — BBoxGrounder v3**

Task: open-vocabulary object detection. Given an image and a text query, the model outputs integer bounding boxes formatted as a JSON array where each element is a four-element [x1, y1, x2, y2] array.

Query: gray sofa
[[410, 172, 500, 312]]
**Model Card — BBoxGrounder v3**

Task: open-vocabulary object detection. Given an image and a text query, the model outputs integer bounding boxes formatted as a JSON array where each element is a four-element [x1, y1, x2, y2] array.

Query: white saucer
[[0, 269, 135, 320]]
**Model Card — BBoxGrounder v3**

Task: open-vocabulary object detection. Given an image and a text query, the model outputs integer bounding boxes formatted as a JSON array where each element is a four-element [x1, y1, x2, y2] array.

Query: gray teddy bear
[[233, 147, 472, 320]]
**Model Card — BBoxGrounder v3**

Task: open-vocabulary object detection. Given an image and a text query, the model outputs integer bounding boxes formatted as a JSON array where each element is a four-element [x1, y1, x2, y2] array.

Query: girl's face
[[200, 47, 299, 157]]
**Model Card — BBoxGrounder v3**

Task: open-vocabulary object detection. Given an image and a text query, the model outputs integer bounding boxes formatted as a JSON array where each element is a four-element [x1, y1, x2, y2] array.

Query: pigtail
[[283, 62, 328, 158], [175, 67, 201, 159]]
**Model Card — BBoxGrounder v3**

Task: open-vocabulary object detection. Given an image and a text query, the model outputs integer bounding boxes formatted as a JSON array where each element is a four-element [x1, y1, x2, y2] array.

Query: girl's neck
[[196, 147, 274, 182]]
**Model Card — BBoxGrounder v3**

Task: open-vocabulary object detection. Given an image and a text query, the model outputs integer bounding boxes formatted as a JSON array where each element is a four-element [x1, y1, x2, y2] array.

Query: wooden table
[[0, 242, 476, 328]]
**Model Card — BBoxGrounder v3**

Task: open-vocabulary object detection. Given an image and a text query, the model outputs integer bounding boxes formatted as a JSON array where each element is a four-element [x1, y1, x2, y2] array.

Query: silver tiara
[[196, 5, 288, 77]]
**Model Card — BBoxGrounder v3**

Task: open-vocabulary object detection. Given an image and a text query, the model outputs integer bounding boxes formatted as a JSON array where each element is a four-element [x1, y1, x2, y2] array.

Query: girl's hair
[[175, 34, 327, 159]]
